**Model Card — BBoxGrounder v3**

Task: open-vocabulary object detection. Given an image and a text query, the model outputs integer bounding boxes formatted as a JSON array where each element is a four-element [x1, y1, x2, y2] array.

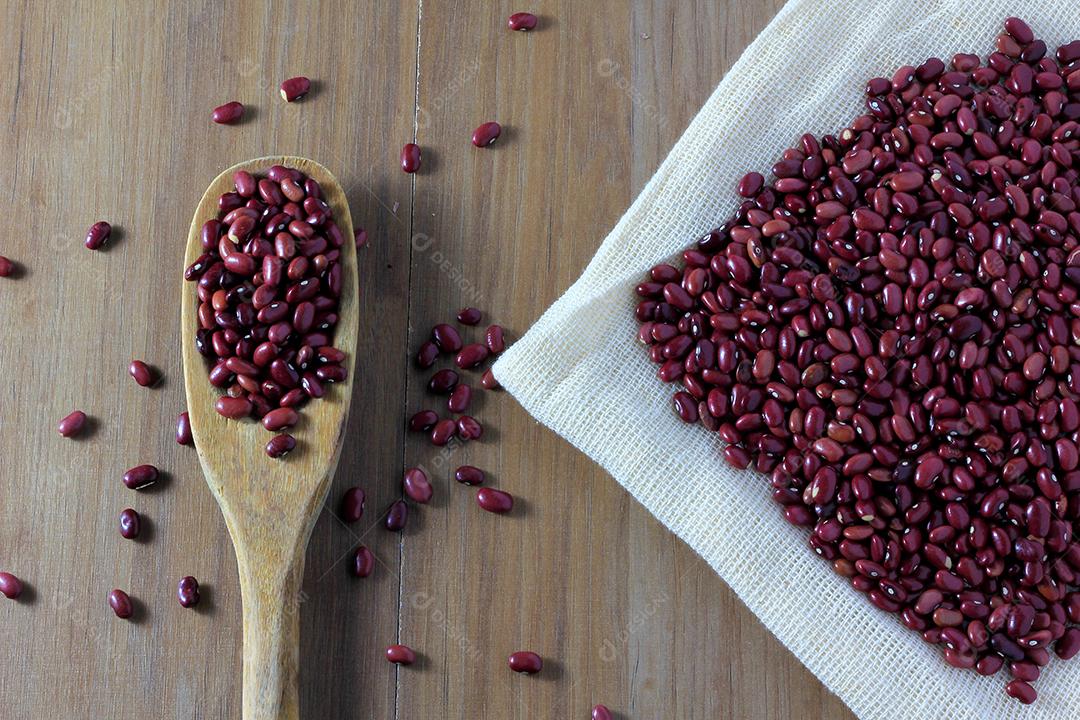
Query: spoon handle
[[236, 537, 307, 720]]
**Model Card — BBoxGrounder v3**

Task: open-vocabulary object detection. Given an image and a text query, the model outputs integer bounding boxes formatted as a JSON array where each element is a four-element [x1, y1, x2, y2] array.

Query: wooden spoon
[[181, 156, 359, 720]]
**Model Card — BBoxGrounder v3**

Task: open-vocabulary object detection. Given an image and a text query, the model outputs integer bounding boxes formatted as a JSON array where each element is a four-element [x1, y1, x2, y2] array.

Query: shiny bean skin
[[403, 467, 433, 504], [455, 465, 485, 485], [353, 546, 375, 578], [508, 651, 542, 674], [119, 508, 141, 539], [57, 410, 88, 438], [108, 589, 134, 619], [385, 500, 408, 531], [386, 644, 416, 665], [177, 576, 200, 608], [477, 487, 513, 513], [122, 464, 159, 490], [340, 487, 366, 523], [0, 572, 23, 599], [265, 433, 296, 458]]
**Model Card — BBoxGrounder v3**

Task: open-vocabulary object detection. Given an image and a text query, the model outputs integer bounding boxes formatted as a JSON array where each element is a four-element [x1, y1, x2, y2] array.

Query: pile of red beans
[[185, 165, 348, 457], [636, 18, 1080, 704]]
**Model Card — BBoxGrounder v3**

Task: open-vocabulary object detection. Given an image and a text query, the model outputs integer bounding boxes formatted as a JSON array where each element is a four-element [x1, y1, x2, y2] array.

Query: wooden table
[[0, 1, 857, 717]]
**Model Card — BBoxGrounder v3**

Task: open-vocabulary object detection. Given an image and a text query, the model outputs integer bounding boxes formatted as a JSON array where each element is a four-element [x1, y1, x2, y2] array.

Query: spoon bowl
[[181, 156, 359, 720]]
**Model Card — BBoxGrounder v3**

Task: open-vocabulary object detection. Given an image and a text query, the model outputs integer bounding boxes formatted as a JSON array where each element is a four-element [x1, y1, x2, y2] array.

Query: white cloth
[[492, 2, 1080, 718]]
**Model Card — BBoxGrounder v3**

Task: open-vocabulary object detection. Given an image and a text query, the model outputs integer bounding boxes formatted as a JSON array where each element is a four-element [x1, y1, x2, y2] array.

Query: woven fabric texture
[[492, 2, 1079, 718]]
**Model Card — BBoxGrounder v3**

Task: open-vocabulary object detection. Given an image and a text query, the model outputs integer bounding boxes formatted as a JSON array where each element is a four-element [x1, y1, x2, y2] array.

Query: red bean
[[448, 384, 472, 413], [457, 307, 482, 325], [354, 227, 368, 249], [128, 360, 156, 387], [592, 705, 613, 720], [57, 410, 87, 438], [385, 500, 408, 531], [431, 418, 457, 446], [340, 487, 366, 523], [409, 410, 439, 432], [416, 341, 440, 369], [84, 221, 112, 250], [456, 416, 483, 440], [455, 465, 485, 485], [122, 464, 159, 490], [0, 256, 14, 277], [177, 576, 200, 608], [403, 467, 433, 504], [481, 368, 501, 390], [432, 323, 463, 352], [265, 433, 296, 458], [386, 644, 416, 665], [176, 411, 193, 445], [456, 343, 490, 369], [108, 589, 133, 619], [0, 572, 23, 599], [429, 369, 459, 393], [212, 101, 244, 124], [119, 508, 141, 539], [279, 76, 311, 102], [1005, 680, 1037, 704], [472, 121, 502, 147], [508, 651, 542, 674], [261, 407, 298, 431], [485, 325, 505, 354], [353, 546, 375, 578], [401, 143, 422, 173], [477, 487, 512, 513], [507, 12, 538, 31], [215, 396, 253, 420]]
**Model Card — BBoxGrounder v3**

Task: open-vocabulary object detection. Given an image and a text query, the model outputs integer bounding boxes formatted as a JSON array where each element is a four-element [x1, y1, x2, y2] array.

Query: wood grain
[[0, 1, 856, 718]]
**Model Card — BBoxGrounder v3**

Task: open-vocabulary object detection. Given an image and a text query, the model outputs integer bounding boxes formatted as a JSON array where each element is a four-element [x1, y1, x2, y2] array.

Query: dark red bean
[[279, 76, 311, 102], [429, 369, 459, 393], [57, 410, 87, 438], [592, 705, 613, 720], [401, 143, 422, 173], [432, 324, 463, 353], [448, 384, 472, 413], [472, 121, 502, 147], [128, 360, 156, 387], [403, 467, 433, 504], [455, 343, 490, 369], [508, 650, 542, 674], [457, 307, 482, 325], [385, 500, 408, 531], [409, 410, 439, 432], [315, 364, 347, 383], [477, 487, 512, 513], [456, 415, 483, 440], [353, 546, 375, 578], [431, 418, 457, 446], [212, 101, 244, 124], [340, 487, 366, 523], [119, 508, 141, 539], [455, 465, 485, 485], [485, 325, 506, 354], [261, 407, 298, 431], [0, 256, 15, 277], [265, 433, 296, 458], [122, 464, 159, 490], [386, 644, 415, 665], [481, 368, 501, 390], [416, 341, 440, 368], [1005, 680, 1037, 704], [0, 572, 24, 599], [176, 411, 193, 445], [84, 221, 112, 250], [215, 396, 253, 420], [177, 576, 200, 608], [507, 12, 538, 31], [737, 172, 764, 197], [108, 589, 133, 619]]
